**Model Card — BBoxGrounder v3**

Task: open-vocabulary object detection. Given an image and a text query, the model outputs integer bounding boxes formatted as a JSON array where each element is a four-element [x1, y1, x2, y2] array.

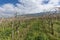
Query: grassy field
[[0, 16, 60, 40]]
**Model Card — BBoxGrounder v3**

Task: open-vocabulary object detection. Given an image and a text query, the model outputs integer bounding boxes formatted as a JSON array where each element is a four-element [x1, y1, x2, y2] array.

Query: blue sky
[[0, 0, 19, 6], [42, 0, 50, 4], [0, 0, 60, 17], [0, 0, 50, 6]]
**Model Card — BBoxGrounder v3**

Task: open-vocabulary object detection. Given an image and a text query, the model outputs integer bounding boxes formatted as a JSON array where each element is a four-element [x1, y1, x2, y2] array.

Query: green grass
[[0, 17, 60, 40]]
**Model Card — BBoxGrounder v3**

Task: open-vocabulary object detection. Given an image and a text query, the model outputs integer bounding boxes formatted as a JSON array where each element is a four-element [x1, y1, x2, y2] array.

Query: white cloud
[[0, 0, 60, 17], [18, 0, 60, 13], [17, 0, 56, 13], [0, 4, 17, 17], [49, 0, 59, 5]]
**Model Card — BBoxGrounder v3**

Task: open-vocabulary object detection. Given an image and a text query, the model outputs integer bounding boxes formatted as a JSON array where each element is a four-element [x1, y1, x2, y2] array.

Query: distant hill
[[20, 11, 60, 17]]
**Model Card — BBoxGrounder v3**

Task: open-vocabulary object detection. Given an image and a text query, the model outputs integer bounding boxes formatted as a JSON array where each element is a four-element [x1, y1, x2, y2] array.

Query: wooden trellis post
[[48, 14, 54, 35]]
